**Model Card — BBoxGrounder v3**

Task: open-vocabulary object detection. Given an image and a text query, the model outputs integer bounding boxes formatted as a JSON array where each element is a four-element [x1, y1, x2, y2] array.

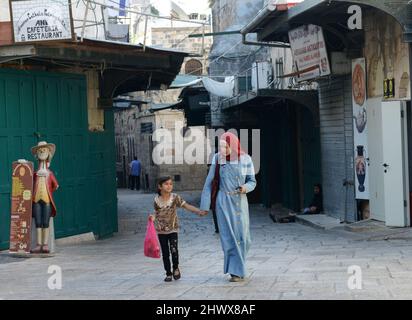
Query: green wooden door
[[0, 69, 117, 250], [88, 116, 118, 239], [0, 73, 38, 249], [35, 75, 90, 238]]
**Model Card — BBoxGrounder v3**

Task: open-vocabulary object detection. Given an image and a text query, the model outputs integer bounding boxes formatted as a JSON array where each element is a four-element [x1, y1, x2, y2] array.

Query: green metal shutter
[[0, 69, 118, 250]]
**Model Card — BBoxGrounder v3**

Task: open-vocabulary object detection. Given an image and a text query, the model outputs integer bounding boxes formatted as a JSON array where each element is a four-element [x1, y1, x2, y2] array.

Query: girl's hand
[[199, 210, 209, 216], [149, 214, 155, 222]]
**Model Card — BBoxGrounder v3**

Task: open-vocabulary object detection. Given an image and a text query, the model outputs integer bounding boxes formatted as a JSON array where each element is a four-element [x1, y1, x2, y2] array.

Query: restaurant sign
[[10, 0, 73, 43], [288, 24, 331, 82]]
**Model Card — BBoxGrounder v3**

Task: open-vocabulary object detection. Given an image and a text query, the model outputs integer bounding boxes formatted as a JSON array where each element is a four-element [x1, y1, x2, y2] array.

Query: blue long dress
[[200, 153, 256, 277]]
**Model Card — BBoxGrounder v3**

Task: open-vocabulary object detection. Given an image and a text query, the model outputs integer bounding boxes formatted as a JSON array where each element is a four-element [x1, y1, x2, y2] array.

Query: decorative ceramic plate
[[352, 63, 366, 106]]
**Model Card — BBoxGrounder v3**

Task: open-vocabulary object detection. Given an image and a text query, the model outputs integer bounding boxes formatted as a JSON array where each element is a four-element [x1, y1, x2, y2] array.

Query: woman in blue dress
[[200, 132, 256, 282]]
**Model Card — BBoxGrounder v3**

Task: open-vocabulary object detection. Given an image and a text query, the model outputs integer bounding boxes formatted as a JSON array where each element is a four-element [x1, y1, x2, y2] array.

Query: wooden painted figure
[[30, 141, 59, 254]]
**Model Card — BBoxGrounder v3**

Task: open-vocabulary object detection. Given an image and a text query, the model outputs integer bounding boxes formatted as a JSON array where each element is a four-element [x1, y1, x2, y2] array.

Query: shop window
[[141, 122, 153, 134]]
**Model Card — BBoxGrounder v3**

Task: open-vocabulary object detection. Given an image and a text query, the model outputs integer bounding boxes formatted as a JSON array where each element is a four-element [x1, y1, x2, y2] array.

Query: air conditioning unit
[[251, 61, 273, 92]]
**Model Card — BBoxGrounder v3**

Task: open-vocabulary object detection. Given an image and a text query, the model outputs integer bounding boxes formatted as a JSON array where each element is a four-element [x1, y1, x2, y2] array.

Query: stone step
[[294, 214, 343, 230]]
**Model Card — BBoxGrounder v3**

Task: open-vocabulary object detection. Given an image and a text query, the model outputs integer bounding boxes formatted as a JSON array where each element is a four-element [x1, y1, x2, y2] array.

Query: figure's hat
[[31, 141, 56, 159]]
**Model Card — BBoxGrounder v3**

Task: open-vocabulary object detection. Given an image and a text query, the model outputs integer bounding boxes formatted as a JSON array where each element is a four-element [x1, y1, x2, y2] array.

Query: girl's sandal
[[164, 275, 173, 282], [173, 268, 181, 280]]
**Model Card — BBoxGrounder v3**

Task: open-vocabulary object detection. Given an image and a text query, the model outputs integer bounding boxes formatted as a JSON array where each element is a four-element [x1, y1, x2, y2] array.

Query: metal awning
[[149, 101, 184, 113], [170, 75, 203, 88], [0, 38, 189, 107], [240, 1, 300, 36], [242, 0, 412, 43], [113, 96, 149, 104], [111, 96, 149, 111], [221, 88, 319, 122]]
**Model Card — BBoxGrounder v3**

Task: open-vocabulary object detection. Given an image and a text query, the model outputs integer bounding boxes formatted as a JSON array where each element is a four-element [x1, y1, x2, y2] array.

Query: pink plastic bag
[[144, 217, 161, 259]]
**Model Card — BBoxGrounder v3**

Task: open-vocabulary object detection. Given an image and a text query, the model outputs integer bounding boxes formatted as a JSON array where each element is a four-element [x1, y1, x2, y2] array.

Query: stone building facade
[[208, 0, 270, 127], [114, 1, 212, 192], [151, 26, 212, 76], [114, 100, 208, 192]]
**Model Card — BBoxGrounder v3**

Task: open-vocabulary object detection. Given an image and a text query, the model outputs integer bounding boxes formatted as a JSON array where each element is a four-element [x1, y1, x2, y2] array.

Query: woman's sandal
[[229, 275, 244, 282], [164, 275, 173, 282], [173, 268, 181, 280]]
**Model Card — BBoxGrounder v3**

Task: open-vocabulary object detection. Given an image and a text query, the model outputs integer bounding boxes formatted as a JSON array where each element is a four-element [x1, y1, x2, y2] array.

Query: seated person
[[302, 183, 323, 214]]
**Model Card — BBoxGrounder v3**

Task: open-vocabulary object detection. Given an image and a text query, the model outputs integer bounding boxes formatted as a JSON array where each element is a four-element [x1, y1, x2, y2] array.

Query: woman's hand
[[239, 185, 247, 194]]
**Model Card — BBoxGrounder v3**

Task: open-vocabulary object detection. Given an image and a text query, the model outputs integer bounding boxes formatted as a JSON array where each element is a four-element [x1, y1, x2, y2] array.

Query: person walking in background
[[200, 132, 256, 282], [129, 156, 141, 190]]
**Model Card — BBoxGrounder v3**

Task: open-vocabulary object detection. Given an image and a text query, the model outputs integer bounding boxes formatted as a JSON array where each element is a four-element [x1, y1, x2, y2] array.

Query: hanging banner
[[288, 24, 331, 82], [10, 0, 74, 43], [9, 161, 34, 253], [352, 58, 369, 199]]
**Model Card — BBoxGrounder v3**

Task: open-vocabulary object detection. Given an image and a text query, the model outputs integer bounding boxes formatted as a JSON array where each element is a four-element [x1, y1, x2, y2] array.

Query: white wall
[[0, 0, 10, 22]]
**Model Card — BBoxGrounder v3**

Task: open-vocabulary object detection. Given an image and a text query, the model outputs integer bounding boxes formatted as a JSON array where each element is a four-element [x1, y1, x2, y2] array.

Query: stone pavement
[[2, 189, 412, 299]]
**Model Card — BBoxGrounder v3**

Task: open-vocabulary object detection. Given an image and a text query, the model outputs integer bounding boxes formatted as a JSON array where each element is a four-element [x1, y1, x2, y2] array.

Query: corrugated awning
[[242, 0, 412, 42], [149, 101, 184, 112], [170, 75, 202, 88], [0, 38, 189, 105], [221, 88, 319, 119]]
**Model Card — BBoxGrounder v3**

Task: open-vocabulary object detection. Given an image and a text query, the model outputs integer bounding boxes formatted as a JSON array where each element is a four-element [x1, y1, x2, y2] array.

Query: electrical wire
[[185, 39, 244, 76], [48, 0, 252, 79], [172, 24, 204, 48]]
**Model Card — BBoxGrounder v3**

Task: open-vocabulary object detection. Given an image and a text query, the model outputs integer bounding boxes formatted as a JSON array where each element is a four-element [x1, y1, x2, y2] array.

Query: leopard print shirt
[[153, 193, 186, 234]]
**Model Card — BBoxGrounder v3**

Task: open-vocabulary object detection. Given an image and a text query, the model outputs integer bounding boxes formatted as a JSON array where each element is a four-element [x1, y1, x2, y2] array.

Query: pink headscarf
[[220, 132, 245, 161]]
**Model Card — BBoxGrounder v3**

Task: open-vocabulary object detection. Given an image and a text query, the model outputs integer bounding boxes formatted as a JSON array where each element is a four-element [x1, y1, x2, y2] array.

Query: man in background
[[129, 156, 141, 191]]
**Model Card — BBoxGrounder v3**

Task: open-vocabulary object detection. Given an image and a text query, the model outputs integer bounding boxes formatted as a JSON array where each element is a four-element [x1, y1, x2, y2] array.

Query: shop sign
[[10, 0, 74, 43], [288, 24, 331, 81]]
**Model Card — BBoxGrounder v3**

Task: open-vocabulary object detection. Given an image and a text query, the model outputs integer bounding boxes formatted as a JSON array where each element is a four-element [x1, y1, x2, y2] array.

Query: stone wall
[[114, 101, 207, 192], [86, 71, 105, 132], [152, 26, 212, 75], [209, 0, 270, 127], [364, 8, 410, 99]]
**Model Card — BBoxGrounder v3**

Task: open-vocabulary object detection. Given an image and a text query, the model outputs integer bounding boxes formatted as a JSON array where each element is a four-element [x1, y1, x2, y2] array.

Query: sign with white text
[[10, 0, 73, 43], [288, 24, 331, 81]]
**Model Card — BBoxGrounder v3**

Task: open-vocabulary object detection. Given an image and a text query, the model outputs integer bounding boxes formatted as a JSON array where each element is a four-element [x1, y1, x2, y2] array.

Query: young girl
[[150, 176, 206, 282]]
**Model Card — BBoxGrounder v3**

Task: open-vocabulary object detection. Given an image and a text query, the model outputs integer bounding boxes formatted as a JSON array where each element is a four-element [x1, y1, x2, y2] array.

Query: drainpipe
[[240, 2, 290, 48]]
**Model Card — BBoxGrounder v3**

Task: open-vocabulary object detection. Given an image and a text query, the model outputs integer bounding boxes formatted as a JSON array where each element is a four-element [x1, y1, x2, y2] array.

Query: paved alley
[[2, 190, 412, 300]]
